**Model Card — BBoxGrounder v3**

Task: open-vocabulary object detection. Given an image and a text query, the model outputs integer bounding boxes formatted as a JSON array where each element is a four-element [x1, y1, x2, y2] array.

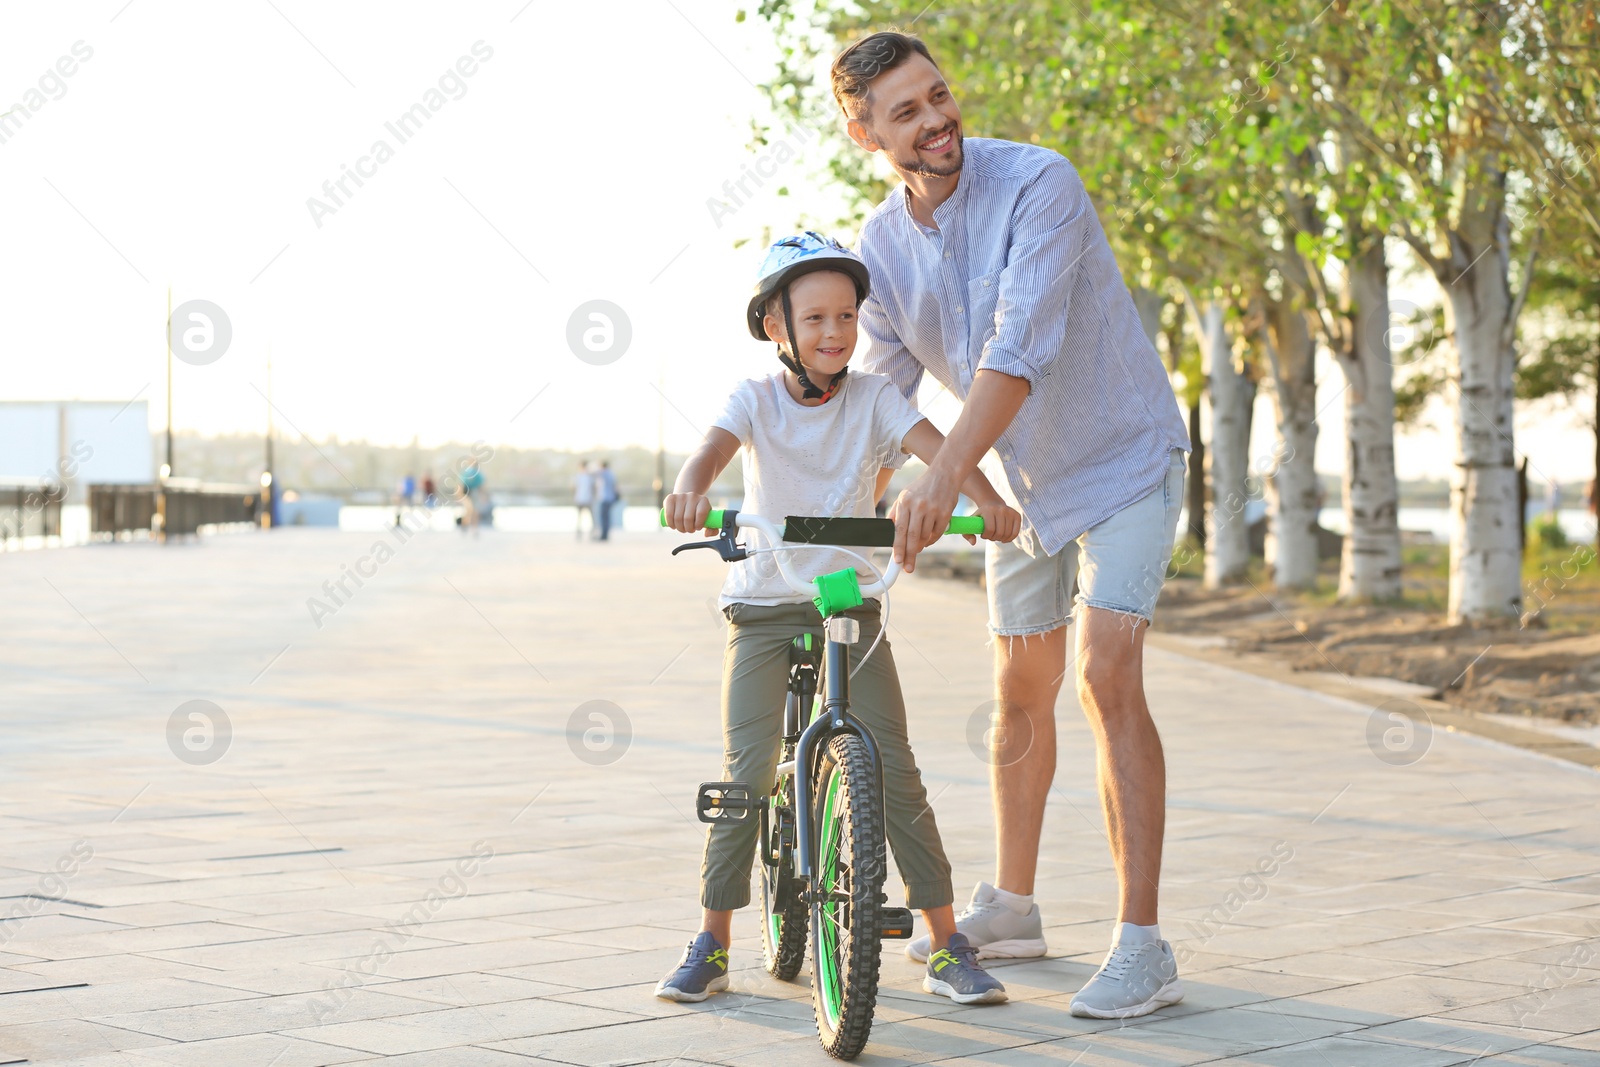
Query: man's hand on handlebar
[[888, 470, 960, 574], [662, 492, 712, 535]]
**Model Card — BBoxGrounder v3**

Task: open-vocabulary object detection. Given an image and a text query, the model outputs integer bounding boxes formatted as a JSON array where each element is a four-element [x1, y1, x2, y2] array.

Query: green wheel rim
[[816, 764, 846, 1026]]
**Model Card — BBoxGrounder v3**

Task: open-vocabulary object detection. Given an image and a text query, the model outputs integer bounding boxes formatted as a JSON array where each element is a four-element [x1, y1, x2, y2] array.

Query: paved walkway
[[1, 527, 1597, 1066]]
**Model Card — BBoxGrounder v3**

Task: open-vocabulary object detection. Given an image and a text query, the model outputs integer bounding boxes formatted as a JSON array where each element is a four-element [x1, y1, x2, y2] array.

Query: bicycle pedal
[[879, 906, 915, 939], [696, 782, 759, 823]]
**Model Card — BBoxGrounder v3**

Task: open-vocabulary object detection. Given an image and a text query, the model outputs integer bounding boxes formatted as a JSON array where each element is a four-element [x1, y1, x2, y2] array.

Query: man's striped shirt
[[858, 137, 1190, 557]]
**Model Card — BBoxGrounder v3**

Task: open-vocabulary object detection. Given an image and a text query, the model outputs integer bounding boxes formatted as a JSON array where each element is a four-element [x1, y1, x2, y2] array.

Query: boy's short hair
[[830, 31, 938, 122]]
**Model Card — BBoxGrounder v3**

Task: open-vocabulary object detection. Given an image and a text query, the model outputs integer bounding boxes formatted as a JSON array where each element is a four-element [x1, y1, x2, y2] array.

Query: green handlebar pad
[[812, 568, 864, 618], [946, 515, 985, 536], [658, 507, 728, 529]]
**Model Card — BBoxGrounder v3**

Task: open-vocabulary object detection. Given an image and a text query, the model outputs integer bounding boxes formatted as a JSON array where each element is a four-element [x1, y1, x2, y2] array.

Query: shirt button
[[944, 251, 952, 259], [955, 306, 964, 314]]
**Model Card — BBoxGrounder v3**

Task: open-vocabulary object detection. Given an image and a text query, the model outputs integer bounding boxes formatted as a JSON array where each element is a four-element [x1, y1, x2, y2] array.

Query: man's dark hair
[[830, 31, 938, 122]]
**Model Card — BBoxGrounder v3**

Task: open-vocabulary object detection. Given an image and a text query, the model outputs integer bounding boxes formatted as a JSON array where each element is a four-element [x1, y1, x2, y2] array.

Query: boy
[[656, 232, 1021, 1006]]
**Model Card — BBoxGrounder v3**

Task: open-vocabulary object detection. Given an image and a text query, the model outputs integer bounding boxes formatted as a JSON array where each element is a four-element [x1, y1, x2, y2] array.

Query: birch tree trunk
[[1434, 179, 1523, 623], [1192, 300, 1251, 586], [1261, 297, 1321, 589], [1333, 236, 1403, 601]]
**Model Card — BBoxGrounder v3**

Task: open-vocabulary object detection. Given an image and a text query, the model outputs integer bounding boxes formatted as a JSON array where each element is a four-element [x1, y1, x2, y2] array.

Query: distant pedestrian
[[458, 463, 485, 537], [598, 460, 620, 541], [395, 472, 416, 527], [573, 460, 595, 539], [422, 472, 437, 508]]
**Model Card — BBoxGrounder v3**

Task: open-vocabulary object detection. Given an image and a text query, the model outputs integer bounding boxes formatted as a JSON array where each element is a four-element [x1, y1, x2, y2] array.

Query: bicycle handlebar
[[658, 508, 984, 598]]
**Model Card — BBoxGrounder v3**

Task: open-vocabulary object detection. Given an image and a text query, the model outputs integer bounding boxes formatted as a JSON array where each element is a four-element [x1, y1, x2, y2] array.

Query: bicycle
[[663, 507, 983, 1060]]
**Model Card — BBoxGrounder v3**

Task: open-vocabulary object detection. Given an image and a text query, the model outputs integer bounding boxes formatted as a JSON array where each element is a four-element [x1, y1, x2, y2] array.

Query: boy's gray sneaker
[[906, 882, 1047, 963], [654, 931, 730, 1003], [923, 933, 1008, 1005], [1069, 938, 1184, 1018]]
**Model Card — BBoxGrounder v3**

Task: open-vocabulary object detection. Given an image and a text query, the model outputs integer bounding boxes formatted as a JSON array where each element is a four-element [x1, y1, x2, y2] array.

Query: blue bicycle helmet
[[747, 232, 872, 401]]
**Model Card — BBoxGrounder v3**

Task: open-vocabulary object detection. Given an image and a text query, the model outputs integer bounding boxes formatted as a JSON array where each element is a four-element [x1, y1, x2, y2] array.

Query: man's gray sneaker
[[906, 881, 1047, 963], [923, 933, 1008, 1005], [654, 931, 730, 1003], [1069, 938, 1183, 1018]]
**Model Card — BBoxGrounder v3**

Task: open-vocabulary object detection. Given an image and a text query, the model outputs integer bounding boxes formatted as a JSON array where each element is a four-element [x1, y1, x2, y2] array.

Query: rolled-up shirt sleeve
[[976, 159, 1091, 388]]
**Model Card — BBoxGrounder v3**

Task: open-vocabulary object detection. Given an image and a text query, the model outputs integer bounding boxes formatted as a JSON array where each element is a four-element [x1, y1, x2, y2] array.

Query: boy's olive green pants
[[700, 599, 954, 912]]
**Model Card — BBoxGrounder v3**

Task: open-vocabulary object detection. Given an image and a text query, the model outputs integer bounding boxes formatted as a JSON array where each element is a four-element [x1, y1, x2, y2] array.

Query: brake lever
[[671, 509, 747, 562]]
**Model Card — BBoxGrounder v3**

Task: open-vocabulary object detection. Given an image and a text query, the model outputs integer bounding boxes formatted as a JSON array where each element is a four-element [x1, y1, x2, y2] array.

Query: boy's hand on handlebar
[[663, 493, 712, 534], [967, 501, 1022, 545]]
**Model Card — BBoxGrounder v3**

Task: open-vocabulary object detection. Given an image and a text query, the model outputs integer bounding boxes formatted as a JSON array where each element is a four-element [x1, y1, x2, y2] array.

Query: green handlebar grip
[[658, 507, 727, 530], [946, 515, 985, 536]]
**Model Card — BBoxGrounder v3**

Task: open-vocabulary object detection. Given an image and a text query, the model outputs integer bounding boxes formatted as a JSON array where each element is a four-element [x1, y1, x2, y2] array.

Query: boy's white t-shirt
[[712, 371, 925, 607]]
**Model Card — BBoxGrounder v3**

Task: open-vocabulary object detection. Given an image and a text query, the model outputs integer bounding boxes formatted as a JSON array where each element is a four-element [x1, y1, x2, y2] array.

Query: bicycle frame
[[790, 620, 887, 898]]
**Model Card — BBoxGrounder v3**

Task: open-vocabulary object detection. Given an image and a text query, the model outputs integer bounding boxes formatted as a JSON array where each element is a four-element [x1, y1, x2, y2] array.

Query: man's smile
[[918, 128, 956, 152]]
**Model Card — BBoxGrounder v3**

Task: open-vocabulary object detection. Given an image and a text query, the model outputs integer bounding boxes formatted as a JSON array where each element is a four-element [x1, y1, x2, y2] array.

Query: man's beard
[[888, 128, 964, 179]]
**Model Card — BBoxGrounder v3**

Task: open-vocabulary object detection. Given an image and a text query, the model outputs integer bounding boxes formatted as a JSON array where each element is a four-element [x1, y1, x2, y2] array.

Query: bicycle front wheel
[[809, 733, 885, 1060]]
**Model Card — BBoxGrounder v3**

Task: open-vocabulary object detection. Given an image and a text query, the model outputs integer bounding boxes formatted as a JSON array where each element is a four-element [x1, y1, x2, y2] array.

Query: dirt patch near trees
[[1157, 575, 1600, 724], [922, 539, 1600, 726]]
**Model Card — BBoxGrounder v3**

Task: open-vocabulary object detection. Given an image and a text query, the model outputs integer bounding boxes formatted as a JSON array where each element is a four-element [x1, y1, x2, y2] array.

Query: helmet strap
[[777, 284, 847, 403]]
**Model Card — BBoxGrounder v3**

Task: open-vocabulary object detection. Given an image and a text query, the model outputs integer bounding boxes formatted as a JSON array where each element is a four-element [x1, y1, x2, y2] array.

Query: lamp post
[[262, 344, 275, 528], [159, 286, 173, 542], [654, 351, 666, 511]]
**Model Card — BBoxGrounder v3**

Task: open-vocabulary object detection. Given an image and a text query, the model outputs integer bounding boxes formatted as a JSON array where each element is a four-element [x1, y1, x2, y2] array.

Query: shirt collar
[[896, 157, 972, 233]]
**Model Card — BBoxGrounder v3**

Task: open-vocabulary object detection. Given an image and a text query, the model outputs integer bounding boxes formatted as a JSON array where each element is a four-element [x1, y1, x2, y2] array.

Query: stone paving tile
[[1226, 971, 1528, 1026], [0, 1017, 175, 1062], [1344, 1015, 1576, 1061], [1485, 1044, 1600, 1065], [334, 936, 625, 980], [1421, 955, 1600, 988], [339, 1050, 552, 1066], [374, 970, 579, 1006], [1236, 951, 1454, 983], [279, 1018, 485, 1057], [913, 1031, 1251, 1067], [121, 1031, 370, 1066], [10, 920, 287, 961], [199, 963, 399, 998], [219, 909, 407, 936], [0, 975, 259, 1026], [1187, 1034, 1471, 1066], [483, 1007, 819, 1065], [543, 923, 705, 953], [1349, 926, 1578, 967], [7, 950, 246, 987], [1119, 1006, 1363, 1055], [89, 986, 436, 1042], [494, 944, 705, 990], [1437, 979, 1600, 1034]]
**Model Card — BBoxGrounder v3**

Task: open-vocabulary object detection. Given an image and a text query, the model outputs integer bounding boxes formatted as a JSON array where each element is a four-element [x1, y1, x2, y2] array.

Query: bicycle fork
[[790, 616, 914, 938]]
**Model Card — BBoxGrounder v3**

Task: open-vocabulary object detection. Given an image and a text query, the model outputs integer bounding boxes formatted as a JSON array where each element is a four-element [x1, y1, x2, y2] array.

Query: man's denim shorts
[[985, 449, 1187, 635]]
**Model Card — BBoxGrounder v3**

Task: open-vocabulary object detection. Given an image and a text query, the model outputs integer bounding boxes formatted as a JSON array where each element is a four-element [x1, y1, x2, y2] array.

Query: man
[[597, 460, 620, 541], [574, 460, 595, 539], [834, 31, 1191, 1019]]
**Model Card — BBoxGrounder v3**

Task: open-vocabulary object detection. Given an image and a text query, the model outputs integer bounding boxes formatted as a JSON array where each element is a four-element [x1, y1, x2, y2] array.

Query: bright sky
[[3, 2, 1592, 482]]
